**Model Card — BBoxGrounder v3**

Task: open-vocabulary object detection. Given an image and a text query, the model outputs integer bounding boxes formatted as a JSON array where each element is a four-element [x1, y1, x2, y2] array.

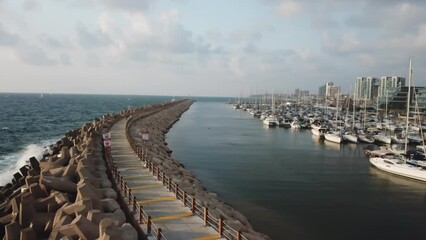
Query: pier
[[109, 118, 226, 239]]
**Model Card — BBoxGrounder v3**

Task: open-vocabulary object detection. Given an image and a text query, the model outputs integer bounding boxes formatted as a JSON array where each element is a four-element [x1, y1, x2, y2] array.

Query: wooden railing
[[116, 100, 249, 240]]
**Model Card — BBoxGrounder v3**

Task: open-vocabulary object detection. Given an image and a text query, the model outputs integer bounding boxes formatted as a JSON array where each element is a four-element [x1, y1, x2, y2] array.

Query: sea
[[1, 93, 426, 240]]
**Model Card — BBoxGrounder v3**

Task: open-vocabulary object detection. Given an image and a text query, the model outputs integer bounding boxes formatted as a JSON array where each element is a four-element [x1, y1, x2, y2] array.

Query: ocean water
[[166, 102, 426, 240], [0, 93, 180, 184]]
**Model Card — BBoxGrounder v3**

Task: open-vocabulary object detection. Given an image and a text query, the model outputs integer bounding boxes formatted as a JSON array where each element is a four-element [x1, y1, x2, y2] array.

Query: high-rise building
[[325, 82, 339, 99], [318, 85, 326, 97], [379, 76, 405, 97], [355, 77, 379, 100]]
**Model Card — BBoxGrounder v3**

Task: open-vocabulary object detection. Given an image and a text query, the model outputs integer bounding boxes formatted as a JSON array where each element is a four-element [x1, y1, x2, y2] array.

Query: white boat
[[359, 134, 375, 143], [369, 59, 426, 182], [343, 131, 358, 143], [263, 115, 279, 127], [324, 130, 342, 143], [407, 133, 422, 144], [373, 133, 391, 144], [391, 133, 406, 144], [311, 125, 327, 137], [370, 156, 426, 182], [279, 119, 291, 128], [290, 120, 301, 129]]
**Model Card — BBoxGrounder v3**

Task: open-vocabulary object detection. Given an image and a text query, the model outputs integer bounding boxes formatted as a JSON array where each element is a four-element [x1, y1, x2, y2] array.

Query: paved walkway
[[110, 119, 225, 240]]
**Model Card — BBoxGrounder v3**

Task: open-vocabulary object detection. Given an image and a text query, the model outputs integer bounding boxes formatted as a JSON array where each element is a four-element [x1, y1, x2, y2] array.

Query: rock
[[41, 176, 77, 194], [58, 215, 99, 240], [20, 227, 37, 240], [5, 222, 21, 240], [29, 157, 40, 173]]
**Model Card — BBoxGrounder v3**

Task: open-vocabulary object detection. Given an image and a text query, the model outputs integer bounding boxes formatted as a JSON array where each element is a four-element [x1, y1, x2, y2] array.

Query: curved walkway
[[110, 118, 225, 240]]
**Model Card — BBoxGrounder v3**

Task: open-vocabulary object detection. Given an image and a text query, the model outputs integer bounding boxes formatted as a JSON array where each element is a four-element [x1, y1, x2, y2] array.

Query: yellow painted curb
[[138, 196, 176, 204], [151, 212, 193, 222]]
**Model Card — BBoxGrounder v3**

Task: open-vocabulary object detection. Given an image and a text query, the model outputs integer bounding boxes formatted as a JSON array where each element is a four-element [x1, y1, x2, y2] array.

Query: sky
[[1, 0, 426, 97]]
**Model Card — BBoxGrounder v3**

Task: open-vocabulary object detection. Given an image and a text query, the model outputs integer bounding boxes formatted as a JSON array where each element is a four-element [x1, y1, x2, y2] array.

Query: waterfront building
[[318, 85, 326, 97], [355, 77, 379, 101], [379, 76, 405, 97], [378, 86, 424, 112]]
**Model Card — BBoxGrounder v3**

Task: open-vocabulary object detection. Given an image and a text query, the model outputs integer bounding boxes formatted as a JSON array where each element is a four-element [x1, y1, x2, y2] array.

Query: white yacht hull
[[324, 133, 342, 143], [370, 157, 426, 182]]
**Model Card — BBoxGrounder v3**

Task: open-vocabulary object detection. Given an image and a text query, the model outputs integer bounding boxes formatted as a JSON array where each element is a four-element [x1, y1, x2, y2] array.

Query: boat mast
[[404, 58, 412, 156]]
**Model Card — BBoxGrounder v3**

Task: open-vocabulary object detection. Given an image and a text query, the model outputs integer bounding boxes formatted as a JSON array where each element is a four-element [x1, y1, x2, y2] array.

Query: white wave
[[1, 127, 9, 130], [0, 138, 59, 185]]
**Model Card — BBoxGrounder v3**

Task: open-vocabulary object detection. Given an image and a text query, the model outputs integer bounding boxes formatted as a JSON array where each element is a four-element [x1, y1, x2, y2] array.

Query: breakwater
[[0, 105, 143, 239], [126, 99, 270, 240]]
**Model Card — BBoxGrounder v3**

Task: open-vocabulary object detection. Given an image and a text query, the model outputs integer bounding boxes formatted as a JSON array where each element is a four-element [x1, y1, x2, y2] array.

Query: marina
[[167, 101, 426, 240]]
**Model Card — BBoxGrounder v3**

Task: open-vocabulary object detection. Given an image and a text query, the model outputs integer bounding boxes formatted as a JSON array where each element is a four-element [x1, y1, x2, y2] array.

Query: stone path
[[110, 119, 225, 240]]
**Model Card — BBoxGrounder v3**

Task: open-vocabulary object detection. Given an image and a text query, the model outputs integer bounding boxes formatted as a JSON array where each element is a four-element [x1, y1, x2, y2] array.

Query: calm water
[[167, 102, 426, 240]]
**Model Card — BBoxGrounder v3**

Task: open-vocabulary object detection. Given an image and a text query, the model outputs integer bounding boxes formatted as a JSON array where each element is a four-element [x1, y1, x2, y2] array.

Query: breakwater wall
[[0, 103, 157, 239], [126, 99, 270, 240]]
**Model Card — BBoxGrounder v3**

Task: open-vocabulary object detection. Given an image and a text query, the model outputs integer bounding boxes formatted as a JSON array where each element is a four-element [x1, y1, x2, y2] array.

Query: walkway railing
[[119, 100, 248, 240]]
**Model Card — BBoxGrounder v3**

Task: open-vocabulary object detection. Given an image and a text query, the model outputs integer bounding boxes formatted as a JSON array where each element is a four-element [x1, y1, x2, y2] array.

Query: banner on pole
[[103, 140, 111, 148], [142, 131, 149, 141], [103, 132, 111, 141]]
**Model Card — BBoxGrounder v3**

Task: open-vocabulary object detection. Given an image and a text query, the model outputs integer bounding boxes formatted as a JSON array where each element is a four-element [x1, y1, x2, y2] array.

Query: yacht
[[263, 115, 279, 127]]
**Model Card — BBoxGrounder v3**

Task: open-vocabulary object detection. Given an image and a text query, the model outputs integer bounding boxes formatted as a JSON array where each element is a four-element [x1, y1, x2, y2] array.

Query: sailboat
[[263, 92, 279, 127], [369, 59, 426, 182]]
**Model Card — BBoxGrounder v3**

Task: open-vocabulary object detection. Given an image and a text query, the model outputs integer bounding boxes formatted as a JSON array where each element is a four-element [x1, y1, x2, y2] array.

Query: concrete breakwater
[[128, 99, 271, 240], [0, 107, 142, 239]]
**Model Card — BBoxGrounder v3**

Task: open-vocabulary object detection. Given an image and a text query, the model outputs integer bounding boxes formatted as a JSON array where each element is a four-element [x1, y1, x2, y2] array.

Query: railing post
[[218, 217, 223, 236], [138, 205, 143, 224], [168, 177, 171, 190], [162, 172, 166, 185], [157, 228, 162, 240], [191, 198, 195, 213], [147, 216, 152, 233], [128, 189, 132, 205], [183, 191, 186, 207], [175, 184, 179, 198], [157, 168, 160, 180], [203, 207, 208, 227], [237, 230, 242, 240]]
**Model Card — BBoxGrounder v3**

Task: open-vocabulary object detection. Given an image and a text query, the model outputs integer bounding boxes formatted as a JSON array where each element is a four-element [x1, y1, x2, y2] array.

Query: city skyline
[[1, 0, 426, 97]]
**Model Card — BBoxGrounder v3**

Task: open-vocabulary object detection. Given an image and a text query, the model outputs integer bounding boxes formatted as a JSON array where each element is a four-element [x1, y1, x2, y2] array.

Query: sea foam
[[0, 139, 58, 185]]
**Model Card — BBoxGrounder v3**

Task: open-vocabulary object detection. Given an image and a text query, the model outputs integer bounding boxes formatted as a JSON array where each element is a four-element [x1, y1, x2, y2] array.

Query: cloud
[[15, 45, 57, 66], [228, 56, 244, 77], [76, 23, 111, 48], [277, 1, 303, 18], [23, 0, 37, 11], [321, 31, 362, 56], [39, 34, 72, 48], [60, 52, 71, 65], [0, 23, 19, 45], [100, 0, 153, 11]]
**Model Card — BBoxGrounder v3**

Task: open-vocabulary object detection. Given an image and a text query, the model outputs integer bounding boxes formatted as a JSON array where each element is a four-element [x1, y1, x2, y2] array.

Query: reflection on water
[[370, 166, 426, 190]]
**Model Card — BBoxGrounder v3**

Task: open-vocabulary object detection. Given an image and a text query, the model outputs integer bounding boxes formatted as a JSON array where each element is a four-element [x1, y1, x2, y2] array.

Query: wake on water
[[0, 138, 58, 185]]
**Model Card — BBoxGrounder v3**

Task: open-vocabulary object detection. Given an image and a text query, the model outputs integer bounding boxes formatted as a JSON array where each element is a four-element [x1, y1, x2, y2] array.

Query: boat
[[343, 131, 358, 143], [369, 156, 426, 181], [263, 115, 279, 127], [311, 124, 327, 137], [391, 133, 406, 144], [358, 129, 375, 143], [279, 119, 292, 128], [290, 120, 301, 129], [369, 59, 426, 182], [324, 130, 342, 143], [373, 132, 391, 144]]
